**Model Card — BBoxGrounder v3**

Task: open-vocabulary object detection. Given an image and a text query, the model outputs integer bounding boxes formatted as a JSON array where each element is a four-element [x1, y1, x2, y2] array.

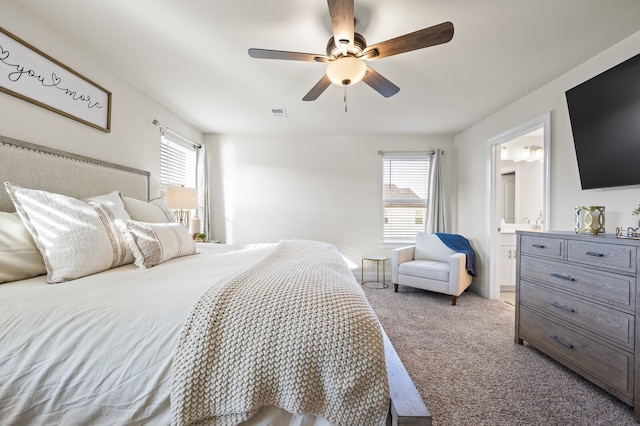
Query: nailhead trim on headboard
[[0, 135, 150, 212]]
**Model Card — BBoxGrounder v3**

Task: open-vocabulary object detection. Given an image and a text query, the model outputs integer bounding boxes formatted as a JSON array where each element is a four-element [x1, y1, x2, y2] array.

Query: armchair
[[391, 232, 474, 305]]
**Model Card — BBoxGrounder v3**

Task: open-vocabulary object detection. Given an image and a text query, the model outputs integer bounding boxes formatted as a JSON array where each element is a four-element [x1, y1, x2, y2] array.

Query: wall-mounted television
[[565, 52, 640, 190]]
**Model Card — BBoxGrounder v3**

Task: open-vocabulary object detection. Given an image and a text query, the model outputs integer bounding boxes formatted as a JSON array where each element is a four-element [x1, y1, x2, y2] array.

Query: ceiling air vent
[[271, 108, 288, 118]]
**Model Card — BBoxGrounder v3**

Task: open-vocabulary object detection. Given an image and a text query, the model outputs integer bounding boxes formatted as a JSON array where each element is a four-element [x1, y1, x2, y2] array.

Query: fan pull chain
[[344, 86, 348, 113]]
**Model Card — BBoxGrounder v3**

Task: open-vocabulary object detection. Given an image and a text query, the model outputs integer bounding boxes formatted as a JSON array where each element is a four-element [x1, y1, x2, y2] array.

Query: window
[[382, 153, 432, 243], [157, 128, 208, 236], [160, 133, 197, 194]]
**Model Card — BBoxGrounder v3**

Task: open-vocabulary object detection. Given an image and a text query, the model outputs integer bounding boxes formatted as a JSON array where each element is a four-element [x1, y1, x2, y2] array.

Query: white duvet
[[0, 243, 338, 425]]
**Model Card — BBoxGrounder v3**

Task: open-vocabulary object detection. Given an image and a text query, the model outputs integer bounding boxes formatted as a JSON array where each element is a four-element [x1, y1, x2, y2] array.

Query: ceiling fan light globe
[[326, 56, 366, 86]]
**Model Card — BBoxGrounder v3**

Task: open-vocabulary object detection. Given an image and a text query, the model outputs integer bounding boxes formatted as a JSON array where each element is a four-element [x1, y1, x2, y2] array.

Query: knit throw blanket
[[170, 240, 390, 426]]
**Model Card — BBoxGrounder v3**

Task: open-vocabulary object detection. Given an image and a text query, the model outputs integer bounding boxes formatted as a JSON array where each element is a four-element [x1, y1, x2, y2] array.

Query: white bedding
[[0, 243, 344, 425]]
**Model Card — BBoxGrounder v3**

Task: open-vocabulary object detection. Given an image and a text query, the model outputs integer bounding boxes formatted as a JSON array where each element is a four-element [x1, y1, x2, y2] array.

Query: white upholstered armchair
[[391, 232, 475, 306]]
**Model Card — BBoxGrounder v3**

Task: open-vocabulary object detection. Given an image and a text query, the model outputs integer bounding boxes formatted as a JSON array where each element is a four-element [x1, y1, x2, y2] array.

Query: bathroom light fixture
[[501, 146, 508, 160], [525, 146, 544, 162], [509, 146, 543, 162], [533, 146, 544, 162]]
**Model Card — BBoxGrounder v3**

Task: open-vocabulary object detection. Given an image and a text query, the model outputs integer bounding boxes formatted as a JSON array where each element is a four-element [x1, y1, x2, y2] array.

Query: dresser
[[515, 230, 640, 421]]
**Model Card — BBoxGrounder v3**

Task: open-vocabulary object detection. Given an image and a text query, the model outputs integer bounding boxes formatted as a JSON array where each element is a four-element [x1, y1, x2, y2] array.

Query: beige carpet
[[363, 285, 638, 426]]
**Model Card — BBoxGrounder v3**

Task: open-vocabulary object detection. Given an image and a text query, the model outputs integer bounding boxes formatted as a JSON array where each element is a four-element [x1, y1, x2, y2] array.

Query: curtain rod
[[378, 150, 440, 156], [152, 119, 202, 149]]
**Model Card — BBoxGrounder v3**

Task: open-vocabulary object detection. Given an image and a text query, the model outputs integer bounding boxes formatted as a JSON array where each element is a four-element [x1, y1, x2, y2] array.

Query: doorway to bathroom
[[486, 113, 551, 301]]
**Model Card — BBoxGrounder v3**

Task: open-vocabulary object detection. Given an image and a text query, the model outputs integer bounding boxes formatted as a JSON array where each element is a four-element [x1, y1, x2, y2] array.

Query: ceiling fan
[[248, 0, 454, 102]]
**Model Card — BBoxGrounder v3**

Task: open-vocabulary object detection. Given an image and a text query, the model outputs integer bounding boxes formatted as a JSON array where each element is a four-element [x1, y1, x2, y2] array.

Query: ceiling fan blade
[[248, 48, 329, 63], [302, 75, 332, 101], [363, 21, 454, 60], [362, 66, 400, 98], [327, 0, 354, 49]]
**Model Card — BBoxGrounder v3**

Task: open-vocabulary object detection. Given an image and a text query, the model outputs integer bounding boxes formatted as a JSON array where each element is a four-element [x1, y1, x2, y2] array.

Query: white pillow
[[87, 191, 134, 265], [150, 197, 177, 222], [413, 232, 456, 262], [122, 196, 176, 223], [118, 220, 196, 268], [0, 211, 46, 283], [4, 184, 134, 283]]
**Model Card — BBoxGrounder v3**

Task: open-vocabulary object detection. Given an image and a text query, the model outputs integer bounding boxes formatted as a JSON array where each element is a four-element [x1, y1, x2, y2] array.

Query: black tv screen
[[565, 52, 640, 190]]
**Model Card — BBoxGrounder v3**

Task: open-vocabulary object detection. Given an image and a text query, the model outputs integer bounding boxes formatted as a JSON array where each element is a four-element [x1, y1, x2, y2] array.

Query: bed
[[0, 135, 430, 425]]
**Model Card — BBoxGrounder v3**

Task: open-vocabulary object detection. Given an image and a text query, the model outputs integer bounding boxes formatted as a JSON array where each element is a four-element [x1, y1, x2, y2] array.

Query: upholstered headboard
[[0, 135, 150, 212]]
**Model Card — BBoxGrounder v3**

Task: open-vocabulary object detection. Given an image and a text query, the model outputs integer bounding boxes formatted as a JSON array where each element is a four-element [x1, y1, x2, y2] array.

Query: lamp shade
[[326, 56, 367, 86], [166, 186, 197, 209]]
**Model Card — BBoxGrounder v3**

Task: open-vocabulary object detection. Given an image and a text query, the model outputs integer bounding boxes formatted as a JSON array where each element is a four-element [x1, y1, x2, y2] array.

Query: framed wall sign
[[0, 26, 111, 132]]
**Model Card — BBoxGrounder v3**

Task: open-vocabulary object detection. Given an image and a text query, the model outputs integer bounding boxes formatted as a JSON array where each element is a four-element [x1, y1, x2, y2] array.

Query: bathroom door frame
[[486, 112, 551, 300]]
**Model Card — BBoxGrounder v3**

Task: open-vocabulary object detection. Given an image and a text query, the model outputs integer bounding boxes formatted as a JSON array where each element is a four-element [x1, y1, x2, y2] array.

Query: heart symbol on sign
[[0, 45, 9, 61], [51, 73, 61, 86]]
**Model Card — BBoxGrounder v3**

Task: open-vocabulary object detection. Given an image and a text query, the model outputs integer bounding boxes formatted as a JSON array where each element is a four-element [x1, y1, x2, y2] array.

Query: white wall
[[456, 30, 640, 297], [205, 133, 455, 271], [0, 2, 202, 198]]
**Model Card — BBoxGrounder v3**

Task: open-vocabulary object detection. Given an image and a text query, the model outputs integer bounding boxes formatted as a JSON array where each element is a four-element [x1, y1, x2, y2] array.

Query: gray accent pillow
[[118, 219, 196, 268]]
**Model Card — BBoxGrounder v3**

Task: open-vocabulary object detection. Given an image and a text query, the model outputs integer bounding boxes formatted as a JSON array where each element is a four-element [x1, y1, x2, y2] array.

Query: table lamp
[[166, 185, 197, 228]]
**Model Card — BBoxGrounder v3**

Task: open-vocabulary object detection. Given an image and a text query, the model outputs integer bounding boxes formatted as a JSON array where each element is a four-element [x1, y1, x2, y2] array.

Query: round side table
[[361, 255, 389, 289]]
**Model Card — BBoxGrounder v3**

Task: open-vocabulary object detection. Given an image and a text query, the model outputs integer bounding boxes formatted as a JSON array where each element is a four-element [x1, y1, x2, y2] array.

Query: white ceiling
[[11, 0, 640, 136]]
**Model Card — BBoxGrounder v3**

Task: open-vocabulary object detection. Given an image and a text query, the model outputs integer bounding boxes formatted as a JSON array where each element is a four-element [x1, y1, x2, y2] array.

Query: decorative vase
[[575, 206, 605, 234]]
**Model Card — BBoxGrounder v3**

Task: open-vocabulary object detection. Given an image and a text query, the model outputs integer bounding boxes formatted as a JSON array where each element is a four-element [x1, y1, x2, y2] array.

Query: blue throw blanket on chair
[[434, 233, 477, 277]]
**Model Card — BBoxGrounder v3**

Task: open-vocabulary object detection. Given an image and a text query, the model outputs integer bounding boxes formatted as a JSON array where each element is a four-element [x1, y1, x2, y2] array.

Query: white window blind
[[382, 152, 432, 242], [160, 133, 197, 194]]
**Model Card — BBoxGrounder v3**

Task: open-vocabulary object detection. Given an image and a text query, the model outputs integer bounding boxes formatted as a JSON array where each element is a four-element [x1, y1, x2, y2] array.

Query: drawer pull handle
[[585, 251, 604, 257], [550, 272, 576, 281], [549, 335, 574, 349], [532, 244, 546, 248], [550, 301, 575, 313]]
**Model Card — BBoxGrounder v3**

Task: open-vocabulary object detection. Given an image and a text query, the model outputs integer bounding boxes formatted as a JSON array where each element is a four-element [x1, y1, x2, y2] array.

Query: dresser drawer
[[520, 256, 634, 311], [520, 280, 634, 349], [519, 306, 633, 403], [520, 234, 564, 259], [568, 239, 636, 274]]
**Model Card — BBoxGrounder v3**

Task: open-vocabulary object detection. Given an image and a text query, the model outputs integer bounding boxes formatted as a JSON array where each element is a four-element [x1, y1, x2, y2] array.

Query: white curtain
[[426, 149, 448, 233], [196, 144, 210, 237]]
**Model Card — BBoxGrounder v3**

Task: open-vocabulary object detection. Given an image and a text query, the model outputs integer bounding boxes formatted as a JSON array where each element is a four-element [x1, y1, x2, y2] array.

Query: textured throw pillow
[[4, 184, 134, 283], [122, 196, 176, 223], [118, 220, 196, 268], [0, 212, 46, 283]]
